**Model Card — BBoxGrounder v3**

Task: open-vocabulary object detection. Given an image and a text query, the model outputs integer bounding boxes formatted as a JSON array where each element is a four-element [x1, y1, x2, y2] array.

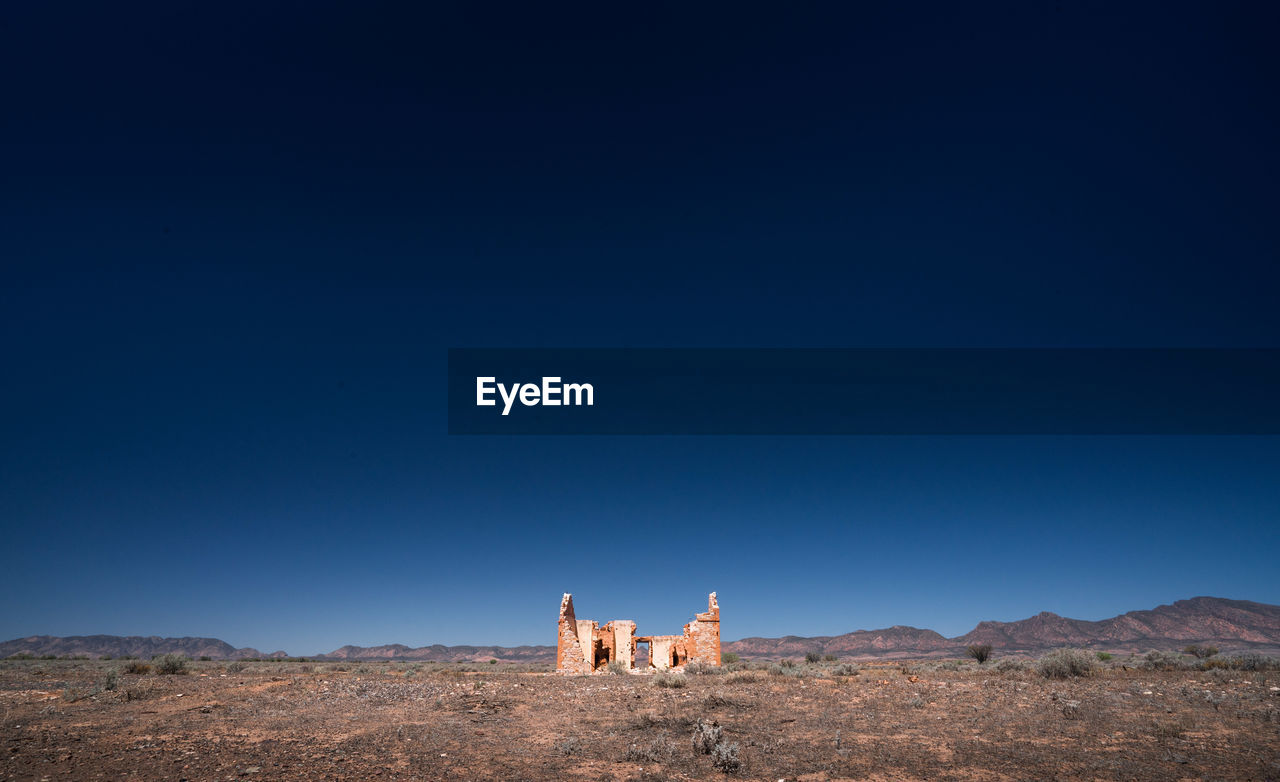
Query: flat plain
[[1, 658, 1277, 781]]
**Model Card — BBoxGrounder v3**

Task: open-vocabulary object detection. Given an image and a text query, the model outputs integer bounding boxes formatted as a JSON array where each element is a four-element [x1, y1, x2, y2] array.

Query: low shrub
[[556, 737, 582, 756], [1183, 644, 1219, 660], [226, 660, 246, 673], [692, 719, 722, 754], [625, 737, 676, 763], [1037, 648, 1097, 679], [1095, 652, 1114, 661], [701, 692, 743, 709], [654, 673, 686, 689], [966, 644, 994, 664], [804, 652, 821, 664], [124, 662, 151, 675], [767, 662, 823, 679], [1153, 715, 1195, 740], [607, 661, 630, 675], [154, 654, 189, 675], [1142, 650, 1190, 671], [711, 741, 741, 773], [685, 661, 721, 675], [831, 663, 859, 676], [1225, 653, 1280, 671], [720, 652, 740, 664], [62, 687, 90, 702]]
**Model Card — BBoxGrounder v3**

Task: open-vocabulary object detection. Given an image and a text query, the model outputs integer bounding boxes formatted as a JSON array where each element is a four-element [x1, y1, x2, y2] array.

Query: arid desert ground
[[2, 656, 1278, 781]]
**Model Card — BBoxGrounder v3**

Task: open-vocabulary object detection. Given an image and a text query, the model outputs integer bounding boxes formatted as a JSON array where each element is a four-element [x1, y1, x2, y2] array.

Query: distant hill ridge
[[0, 635, 286, 660], [724, 597, 1280, 659], [4, 597, 1277, 662]]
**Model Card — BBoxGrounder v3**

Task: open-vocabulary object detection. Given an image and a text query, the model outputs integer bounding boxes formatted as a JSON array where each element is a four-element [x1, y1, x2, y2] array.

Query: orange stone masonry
[[556, 592, 720, 674]]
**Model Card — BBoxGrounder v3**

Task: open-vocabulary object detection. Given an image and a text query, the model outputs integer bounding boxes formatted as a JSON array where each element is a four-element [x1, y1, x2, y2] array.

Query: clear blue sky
[[2, 2, 1277, 655]]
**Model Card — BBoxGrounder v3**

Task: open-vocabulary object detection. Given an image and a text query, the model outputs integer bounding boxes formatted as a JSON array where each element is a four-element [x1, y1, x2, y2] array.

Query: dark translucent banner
[[447, 349, 1280, 435]]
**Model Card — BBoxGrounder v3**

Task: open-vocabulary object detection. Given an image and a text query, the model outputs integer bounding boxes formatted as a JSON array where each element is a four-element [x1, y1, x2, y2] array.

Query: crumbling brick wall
[[683, 592, 721, 666], [556, 593, 592, 674]]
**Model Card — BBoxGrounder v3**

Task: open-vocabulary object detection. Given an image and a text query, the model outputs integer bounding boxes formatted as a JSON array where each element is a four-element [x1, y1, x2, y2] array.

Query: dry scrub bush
[[711, 741, 741, 773], [625, 737, 676, 763], [1153, 715, 1195, 740], [1142, 651, 1191, 671], [555, 737, 582, 756], [769, 661, 826, 678], [1224, 653, 1280, 671], [966, 644, 993, 664], [62, 686, 92, 702], [154, 654, 189, 675], [654, 673, 686, 688], [692, 719, 722, 754], [1037, 648, 1097, 679]]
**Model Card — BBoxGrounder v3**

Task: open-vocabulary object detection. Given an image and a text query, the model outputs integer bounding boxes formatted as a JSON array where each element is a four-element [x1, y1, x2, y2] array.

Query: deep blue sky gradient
[[2, 2, 1278, 654]]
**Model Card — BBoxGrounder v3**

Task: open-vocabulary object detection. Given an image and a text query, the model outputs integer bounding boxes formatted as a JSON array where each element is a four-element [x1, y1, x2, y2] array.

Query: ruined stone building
[[556, 592, 720, 674]]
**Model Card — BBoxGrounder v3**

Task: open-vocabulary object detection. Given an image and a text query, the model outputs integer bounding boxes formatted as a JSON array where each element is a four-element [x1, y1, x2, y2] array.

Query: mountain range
[[0, 635, 287, 661], [4, 597, 1277, 662], [723, 597, 1280, 660]]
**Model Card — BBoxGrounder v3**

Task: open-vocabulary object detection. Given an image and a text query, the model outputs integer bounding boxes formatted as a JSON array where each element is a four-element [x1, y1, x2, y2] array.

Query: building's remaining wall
[[556, 593, 720, 674], [650, 636, 678, 670], [556, 593, 592, 674], [607, 621, 635, 668], [575, 619, 597, 670], [683, 592, 721, 666]]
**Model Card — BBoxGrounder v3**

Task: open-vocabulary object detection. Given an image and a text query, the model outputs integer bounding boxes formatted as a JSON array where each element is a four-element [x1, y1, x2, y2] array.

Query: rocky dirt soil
[[2, 659, 1278, 781]]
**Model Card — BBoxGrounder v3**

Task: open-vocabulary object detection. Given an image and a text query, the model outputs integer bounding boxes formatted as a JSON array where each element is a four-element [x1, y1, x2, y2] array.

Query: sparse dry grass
[[1, 658, 1276, 780]]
